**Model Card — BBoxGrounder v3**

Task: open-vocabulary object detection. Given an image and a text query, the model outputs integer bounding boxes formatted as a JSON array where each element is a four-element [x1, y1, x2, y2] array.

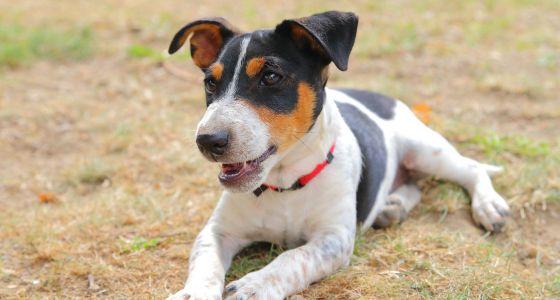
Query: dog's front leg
[[169, 221, 249, 300], [224, 226, 355, 300]]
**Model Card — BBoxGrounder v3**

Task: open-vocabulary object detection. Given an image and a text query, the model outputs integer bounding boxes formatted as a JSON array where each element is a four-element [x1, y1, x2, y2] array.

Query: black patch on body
[[335, 102, 387, 223], [337, 88, 396, 119]]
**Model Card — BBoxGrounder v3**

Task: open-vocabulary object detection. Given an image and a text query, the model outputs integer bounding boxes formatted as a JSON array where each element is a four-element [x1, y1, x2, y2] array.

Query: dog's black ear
[[168, 18, 240, 69], [275, 11, 358, 71]]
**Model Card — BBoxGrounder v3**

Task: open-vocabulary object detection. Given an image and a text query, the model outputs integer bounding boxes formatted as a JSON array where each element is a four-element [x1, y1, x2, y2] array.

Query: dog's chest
[[243, 192, 318, 248], [221, 172, 352, 249]]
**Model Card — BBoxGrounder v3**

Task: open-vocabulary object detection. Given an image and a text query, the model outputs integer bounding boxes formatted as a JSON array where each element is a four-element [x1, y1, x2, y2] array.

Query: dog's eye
[[260, 71, 282, 86], [204, 78, 217, 94]]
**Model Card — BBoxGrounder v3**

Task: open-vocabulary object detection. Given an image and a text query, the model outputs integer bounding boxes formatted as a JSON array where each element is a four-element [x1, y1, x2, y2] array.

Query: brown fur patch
[[245, 57, 265, 77], [209, 63, 224, 80], [180, 24, 223, 68], [244, 82, 316, 151]]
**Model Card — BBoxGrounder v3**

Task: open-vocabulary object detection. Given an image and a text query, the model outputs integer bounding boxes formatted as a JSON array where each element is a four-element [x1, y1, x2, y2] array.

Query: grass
[[69, 160, 112, 186], [467, 132, 552, 160], [549, 275, 560, 296], [126, 44, 189, 61], [0, 24, 93, 68], [537, 51, 559, 69], [127, 44, 165, 60], [226, 243, 284, 281], [120, 237, 161, 253], [104, 123, 135, 154], [356, 21, 426, 58], [1, 0, 559, 298]]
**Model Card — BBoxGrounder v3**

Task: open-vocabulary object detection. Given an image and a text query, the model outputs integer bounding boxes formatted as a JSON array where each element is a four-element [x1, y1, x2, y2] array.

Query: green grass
[[549, 274, 560, 296], [0, 24, 94, 67], [126, 44, 189, 61], [468, 133, 551, 159], [440, 126, 560, 209], [537, 51, 559, 69], [127, 44, 165, 60], [352, 233, 370, 258], [67, 159, 112, 186], [465, 16, 513, 46], [546, 189, 560, 204], [423, 182, 469, 219], [356, 21, 425, 58], [104, 123, 134, 153], [121, 237, 161, 253], [226, 242, 283, 281], [448, 124, 556, 163]]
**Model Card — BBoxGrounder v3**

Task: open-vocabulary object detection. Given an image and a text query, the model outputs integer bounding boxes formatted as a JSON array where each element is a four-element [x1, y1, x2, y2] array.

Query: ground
[[1, 0, 559, 299]]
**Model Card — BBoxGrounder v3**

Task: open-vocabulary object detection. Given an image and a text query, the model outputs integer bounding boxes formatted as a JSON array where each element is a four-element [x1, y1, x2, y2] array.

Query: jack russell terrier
[[166, 11, 510, 300]]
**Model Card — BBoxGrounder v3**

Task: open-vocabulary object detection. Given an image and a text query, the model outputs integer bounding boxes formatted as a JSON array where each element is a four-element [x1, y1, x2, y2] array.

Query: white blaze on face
[[223, 36, 251, 100], [196, 35, 272, 175]]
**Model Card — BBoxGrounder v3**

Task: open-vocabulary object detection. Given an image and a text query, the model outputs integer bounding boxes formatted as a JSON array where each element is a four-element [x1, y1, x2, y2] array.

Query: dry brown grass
[[1, 0, 559, 299]]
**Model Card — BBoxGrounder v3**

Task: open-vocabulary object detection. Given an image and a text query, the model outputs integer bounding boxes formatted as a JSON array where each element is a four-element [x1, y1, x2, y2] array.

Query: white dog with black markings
[[167, 11, 510, 299]]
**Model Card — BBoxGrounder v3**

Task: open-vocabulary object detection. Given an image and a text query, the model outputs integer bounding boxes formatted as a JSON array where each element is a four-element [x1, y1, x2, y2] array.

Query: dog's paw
[[373, 195, 407, 229], [472, 190, 510, 232], [167, 284, 222, 300], [166, 288, 192, 300], [224, 271, 283, 300]]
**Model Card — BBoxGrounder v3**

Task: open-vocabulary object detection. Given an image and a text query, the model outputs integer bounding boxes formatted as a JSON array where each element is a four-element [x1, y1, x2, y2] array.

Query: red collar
[[253, 141, 336, 197]]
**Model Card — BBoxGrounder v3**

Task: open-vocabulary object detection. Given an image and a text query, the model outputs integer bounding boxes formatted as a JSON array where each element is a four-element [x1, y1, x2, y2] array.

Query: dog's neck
[[264, 88, 338, 188]]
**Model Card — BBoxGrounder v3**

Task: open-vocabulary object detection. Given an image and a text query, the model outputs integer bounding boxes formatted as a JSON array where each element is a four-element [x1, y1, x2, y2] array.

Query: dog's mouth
[[218, 146, 277, 184]]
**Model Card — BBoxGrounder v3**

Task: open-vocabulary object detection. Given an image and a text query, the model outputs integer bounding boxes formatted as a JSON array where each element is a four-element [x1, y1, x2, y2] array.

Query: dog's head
[[169, 11, 358, 192]]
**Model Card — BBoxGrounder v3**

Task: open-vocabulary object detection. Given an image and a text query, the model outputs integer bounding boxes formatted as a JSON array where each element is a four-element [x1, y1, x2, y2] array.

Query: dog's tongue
[[221, 162, 245, 175]]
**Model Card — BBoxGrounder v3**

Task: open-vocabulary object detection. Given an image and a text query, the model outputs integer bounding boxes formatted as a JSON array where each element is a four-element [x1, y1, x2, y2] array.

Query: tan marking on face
[[179, 24, 223, 68], [245, 57, 265, 77], [209, 63, 224, 80], [243, 82, 316, 151]]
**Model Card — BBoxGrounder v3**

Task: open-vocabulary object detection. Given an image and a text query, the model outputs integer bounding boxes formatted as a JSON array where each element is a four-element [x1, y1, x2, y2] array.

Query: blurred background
[[0, 0, 559, 298]]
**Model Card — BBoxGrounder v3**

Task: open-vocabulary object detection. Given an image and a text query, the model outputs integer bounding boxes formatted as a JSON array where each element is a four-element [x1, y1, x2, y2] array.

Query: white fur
[[223, 36, 251, 100], [170, 87, 509, 299]]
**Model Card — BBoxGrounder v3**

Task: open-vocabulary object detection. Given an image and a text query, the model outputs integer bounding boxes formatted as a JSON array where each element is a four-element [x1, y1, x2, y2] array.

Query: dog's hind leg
[[373, 183, 421, 229], [394, 103, 510, 232]]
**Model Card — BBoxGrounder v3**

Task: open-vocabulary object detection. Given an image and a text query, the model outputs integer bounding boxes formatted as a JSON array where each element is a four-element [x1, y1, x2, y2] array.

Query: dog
[[166, 11, 510, 299]]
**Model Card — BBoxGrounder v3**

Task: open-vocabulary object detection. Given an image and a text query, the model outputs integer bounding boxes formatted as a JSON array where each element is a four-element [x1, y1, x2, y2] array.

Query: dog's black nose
[[196, 132, 229, 156]]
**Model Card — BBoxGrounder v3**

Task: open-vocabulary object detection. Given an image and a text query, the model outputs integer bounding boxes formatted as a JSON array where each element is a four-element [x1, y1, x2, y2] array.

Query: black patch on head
[[204, 29, 328, 132], [337, 89, 396, 120], [236, 32, 308, 115], [336, 102, 387, 223]]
